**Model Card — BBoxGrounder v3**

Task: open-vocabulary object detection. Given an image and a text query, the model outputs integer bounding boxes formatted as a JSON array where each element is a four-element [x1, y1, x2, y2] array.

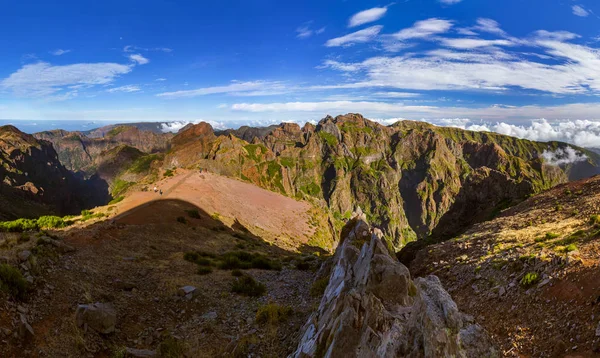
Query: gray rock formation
[[75, 302, 117, 334], [291, 216, 497, 358]]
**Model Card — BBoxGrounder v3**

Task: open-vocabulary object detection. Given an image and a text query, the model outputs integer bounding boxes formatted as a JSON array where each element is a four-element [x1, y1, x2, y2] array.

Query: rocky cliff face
[[165, 114, 587, 249], [0, 125, 109, 219], [35, 125, 171, 175], [291, 216, 497, 357]]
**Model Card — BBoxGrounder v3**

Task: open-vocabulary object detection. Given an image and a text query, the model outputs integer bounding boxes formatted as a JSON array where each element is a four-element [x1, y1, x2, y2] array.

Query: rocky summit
[[0, 114, 599, 357]]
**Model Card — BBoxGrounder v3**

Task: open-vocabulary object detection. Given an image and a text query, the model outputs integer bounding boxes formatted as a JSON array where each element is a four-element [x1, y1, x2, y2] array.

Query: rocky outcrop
[[35, 125, 171, 175], [166, 114, 580, 249], [291, 217, 497, 357], [75, 302, 116, 334], [0, 125, 109, 219]]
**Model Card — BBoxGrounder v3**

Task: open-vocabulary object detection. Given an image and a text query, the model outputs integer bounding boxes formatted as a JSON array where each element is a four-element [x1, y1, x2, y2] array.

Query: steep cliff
[[35, 125, 171, 175], [0, 125, 109, 219], [165, 114, 589, 249]]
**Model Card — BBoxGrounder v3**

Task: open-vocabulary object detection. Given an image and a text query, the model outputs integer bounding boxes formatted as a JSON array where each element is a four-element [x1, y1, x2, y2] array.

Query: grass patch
[[197, 266, 213, 275], [108, 196, 125, 205], [217, 251, 281, 271], [310, 277, 329, 297], [231, 275, 266, 297], [186, 210, 201, 219], [164, 169, 174, 177], [520, 272, 540, 288], [255, 303, 292, 325], [177, 216, 187, 224], [158, 335, 185, 358], [0, 264, 29, 299]]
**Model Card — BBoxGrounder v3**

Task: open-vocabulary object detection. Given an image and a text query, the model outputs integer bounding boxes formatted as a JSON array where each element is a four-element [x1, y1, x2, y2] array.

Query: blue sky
[[2, 0, 600, 146]]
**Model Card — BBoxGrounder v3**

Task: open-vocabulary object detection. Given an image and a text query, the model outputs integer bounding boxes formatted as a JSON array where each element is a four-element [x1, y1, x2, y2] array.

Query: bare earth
[[0, 170, 326, 357]]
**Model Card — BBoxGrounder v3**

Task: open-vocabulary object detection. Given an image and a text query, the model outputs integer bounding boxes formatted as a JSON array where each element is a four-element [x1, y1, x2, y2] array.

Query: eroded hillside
[[406, 175, 600, 356], [163, 114, 598, 249]]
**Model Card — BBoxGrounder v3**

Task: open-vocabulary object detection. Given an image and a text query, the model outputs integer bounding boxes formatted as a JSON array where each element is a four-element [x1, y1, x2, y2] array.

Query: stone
[[596, 321, 600, 337], [75, 303, 117, 334], [18, 314, 34, 340], [201, 311, 218, 321], [498, 286, 506, 296], [125, 347, 157, 357], [177, 286, 199, 300], [18, 250, 31, 262], [290, 217, 497, 358]]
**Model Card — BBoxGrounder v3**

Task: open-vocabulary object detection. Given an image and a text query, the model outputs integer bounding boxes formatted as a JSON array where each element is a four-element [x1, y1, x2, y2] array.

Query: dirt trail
[[114, 169, 316, 244]]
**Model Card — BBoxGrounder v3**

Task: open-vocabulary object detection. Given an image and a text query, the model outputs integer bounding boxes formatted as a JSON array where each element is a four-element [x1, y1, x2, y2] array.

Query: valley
[[0, 114, 599, 357]]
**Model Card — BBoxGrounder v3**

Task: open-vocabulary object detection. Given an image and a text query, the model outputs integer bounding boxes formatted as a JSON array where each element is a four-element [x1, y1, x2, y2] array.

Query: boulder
[[177, 286, 199, 300], [17, 250, 31, 262], [290, 217, 497, 358], [75, 303, 116, 334]]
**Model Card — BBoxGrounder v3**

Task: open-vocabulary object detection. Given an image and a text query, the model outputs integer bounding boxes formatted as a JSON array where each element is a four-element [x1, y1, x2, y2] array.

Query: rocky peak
[[292, 216, 497, 357], [171, 122, 215, 145]]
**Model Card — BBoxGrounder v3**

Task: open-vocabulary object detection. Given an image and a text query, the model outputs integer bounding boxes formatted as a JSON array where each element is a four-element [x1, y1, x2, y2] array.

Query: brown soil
[[409, 176, 600, 357], [0, 171, 327, 357]]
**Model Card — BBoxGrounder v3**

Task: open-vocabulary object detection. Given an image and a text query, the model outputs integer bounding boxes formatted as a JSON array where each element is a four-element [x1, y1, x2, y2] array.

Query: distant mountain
[[162, 113, 600, 248], [35, 125, 172, 175]]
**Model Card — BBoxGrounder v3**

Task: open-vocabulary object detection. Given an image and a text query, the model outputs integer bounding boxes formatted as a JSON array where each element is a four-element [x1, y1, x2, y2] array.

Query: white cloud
[[106, 85, 141, 93], [541, 147, 588, 165], [50, 49, 71, 56], [157, 80, 288, 98], [440, 38, 514, 49], [532, 30, 580, 42], [473, 18, 506, 36], [128, 54, 149, 65], [392, 18, 453, 41], [438, 0, 462, 4], [325, 25, 383, 47], [348, 7, 388, 28], [1, 61, 132, 97], [372, 91, 421, 98], [124, 45, 172, 53], [296, 22, 325, 39], [155, 78, 167, 81], [572, 5, 589, 17]]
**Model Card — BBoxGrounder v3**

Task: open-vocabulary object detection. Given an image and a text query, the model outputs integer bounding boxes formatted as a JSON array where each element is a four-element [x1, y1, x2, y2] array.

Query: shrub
[[176, 216, 187, 224], [231, 269, 243, 277], [184, 252, 214, 266], [231, 275, 266, 297], [590, 215, 600, 225], [0, 264, 29, 299], [0, 218, 38, 232], [37, 216, 66, 229], [255, 303, 292, 325], [310, 277, 329, 297], [164, 169, 174, 177], [545, 232, 560, 240], [295, 261, 311, 270], [108, 196, 125, 205], [197, 266, 212, 275], [520, 272, 540, 288], [564, 244, 578, 253], [217, 251, 280, 271], [158, 335, 185, 358], [186, 210, 201, 219]]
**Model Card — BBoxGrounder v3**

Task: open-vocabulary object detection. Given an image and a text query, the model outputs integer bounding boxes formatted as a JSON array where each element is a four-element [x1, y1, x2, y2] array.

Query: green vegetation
[[164, 169, 174, 177], [317, 131, 338, 146], [310, 277, 329, 297], [177, 216, 187, 224], [217, 251, 281, 271], [186, 209, 201, 219], [111, 178, 134, 197], [158, 335, 186, 358], [197, 266, 212, 275], [590, 214, 600, 225], [108, 196, 125, 205], [255, 303, 292, 325], [107, 126, 127, 137], [231, 275, 266, 297], [545, 232, 560, 240], [0, 264, 29, 299], [129, 154, 160, 174], [243, 144, 267, 161], [300, 182, 321, 196], [0, 215, 69, 232], [520, 272, 540, 288], [81, 210, 106, 222]]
